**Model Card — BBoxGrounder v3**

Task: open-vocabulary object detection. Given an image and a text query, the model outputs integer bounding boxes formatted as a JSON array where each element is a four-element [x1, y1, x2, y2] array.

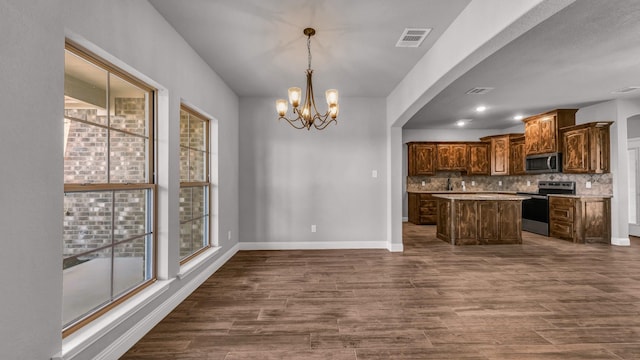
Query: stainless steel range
[[517, 181, 576, 236]]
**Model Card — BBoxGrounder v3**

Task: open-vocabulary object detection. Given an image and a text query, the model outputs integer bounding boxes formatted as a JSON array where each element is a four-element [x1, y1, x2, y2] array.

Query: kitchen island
[[432, 193, 530, 245]]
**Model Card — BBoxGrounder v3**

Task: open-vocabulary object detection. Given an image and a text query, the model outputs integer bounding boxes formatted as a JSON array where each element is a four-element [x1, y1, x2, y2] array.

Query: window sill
[[177, 246, 221, 280], [55, 279, 173, 360]]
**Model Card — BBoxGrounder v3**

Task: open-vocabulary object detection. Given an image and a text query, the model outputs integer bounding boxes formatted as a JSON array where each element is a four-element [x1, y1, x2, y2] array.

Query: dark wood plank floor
[[122, 224, 640, 359]]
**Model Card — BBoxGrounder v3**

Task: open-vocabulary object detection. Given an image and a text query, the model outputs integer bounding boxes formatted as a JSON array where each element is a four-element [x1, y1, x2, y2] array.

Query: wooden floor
[[123, 224, 640, 359]]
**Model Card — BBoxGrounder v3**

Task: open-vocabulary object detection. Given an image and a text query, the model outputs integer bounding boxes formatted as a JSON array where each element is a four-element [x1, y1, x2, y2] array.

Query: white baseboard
[[611, 237, 631, 246], [239, 241, 388, 251], [387, 242, 404, 252], [402, 217, 408, 222], [91, 243, 240, 360]]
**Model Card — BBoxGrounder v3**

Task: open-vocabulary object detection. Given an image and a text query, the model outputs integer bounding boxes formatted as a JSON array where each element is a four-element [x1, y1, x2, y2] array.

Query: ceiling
[[149, 0, 640, 130]]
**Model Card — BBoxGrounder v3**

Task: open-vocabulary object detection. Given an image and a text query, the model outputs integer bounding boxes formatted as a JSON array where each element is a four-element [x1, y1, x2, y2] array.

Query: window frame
[[62, 41, 157, 337], [179, 104, 211, 264]]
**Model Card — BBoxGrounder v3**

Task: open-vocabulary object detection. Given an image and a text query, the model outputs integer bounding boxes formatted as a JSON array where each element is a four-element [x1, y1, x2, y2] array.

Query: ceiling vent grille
[[465, 87, 494, 95], [612, 86, 640, 94], [396, 28, 431, 48]]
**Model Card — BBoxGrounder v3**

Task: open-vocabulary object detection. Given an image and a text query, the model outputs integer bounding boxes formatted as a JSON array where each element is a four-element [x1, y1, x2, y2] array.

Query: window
[[179, 106, 210, 262], [63, 42, 156, 336]]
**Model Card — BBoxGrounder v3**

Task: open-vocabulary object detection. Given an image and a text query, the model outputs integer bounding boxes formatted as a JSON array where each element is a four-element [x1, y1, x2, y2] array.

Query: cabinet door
[[524, 119, 540, 155], [410, 143, 436, 175], [436, 144, 452, 170], [451, 144, 467, 170], [580, 198, 610, 244], [563, 128, 589, 173], [498, 201, 522, 244], [408, 193, 420, 224], [436, 199, 451, 241], [538, 115, 557, 153], [456, 201, 478, 245], [593, 126, 610, 173], [491, 137, 509, 175], [467, 143, 490, 175], [509, 138, 526, 175], [478, 201, 498, 244]]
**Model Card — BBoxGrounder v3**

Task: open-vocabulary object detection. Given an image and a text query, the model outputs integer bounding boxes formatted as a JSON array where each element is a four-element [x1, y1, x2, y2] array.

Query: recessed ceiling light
[[612, 86, 640, 94], [476, 106, 486, 112], [513, 115, 523, 120], [456, 119, 472, 127]]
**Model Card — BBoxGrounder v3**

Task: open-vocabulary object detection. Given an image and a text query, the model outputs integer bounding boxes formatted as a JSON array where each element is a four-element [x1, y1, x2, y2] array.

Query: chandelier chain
[[307, 34, 312, 70]]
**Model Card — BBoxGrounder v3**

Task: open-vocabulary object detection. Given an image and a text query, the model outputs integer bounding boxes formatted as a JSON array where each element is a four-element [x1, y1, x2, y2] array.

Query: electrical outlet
[[586, 181, 592, 189], [311, 225, 317, 233], [498, 180, 503, 186], [471, 181, 476, 186], [372, 170, 378, 178], [461, 180, 465, 186], [527, 180, 531, 186], [421, 181, 426, 187]]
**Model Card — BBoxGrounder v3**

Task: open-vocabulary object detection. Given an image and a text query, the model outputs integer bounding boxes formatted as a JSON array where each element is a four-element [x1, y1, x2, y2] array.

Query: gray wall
[[239, 97, 387, 245], [0, 0, 240, 358]]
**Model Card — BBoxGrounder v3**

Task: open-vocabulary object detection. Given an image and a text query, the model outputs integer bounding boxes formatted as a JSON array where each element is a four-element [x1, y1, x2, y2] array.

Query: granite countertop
[[548, 194, 613, 199], [431, 193, 530, 201], [407, 190, 517, 194]]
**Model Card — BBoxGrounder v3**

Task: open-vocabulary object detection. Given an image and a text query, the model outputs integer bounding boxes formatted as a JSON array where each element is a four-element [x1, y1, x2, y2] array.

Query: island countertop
[[432, 193, 530, 201]]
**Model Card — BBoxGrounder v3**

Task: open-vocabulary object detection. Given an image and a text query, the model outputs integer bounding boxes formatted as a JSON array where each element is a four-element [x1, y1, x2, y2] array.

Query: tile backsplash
[[407, 172, 612, 195]]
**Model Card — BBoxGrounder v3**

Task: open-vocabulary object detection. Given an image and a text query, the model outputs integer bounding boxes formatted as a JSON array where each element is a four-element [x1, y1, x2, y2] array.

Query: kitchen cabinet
[[408, 193, 438, 225], [549, 196, 611, 244], [436, 143, 467, 171], [562, 122, 612, 174], [434, 194, 525, 245], [523, 109, 577, 155], [509, 134, 526, 175], [407, 142, 436, 176], [466, 142, 490, 175], [480, 134, 523, 175]]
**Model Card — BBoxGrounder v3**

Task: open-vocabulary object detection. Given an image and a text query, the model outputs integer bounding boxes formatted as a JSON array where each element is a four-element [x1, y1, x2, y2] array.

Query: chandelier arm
[[279, 116, 308, 130], [313, 117, 337, 130]]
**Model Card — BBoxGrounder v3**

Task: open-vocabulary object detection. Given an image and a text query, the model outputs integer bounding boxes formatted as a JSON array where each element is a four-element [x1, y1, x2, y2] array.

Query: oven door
[[520, 194, 549, 236]]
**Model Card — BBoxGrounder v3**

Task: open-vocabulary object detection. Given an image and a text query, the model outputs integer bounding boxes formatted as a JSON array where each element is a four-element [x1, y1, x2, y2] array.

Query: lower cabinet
[[408, 193, 438, 225], [549, 196, 611, 243]]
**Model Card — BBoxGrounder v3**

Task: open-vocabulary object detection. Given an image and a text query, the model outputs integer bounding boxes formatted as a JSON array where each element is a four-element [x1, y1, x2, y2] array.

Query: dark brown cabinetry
[[523, 109, 577, 155], [436, 198, 523, 245], [466, 142, 490, 175], [561, 122, 612, 174], [480, 134, 524, 175], [407, 142, 436, 176], [549, 196, 611, 244], [509, 134, 526, 175], [408, 193, 438, 225], [436, 143, 467, 171]]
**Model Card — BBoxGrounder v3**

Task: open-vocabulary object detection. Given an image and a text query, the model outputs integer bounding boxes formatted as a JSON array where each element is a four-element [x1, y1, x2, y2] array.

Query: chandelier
[[276, 27, 339, 130]]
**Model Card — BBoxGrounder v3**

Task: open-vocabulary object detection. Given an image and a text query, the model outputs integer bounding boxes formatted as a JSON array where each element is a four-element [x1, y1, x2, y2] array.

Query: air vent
[[396, 28, 431, 48], [612, 86, 640, 94], [465, 87, 494, 95]]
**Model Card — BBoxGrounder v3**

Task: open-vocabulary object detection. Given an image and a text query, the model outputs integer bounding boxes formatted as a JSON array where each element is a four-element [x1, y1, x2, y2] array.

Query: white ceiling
[[150, 0, 640, 130]]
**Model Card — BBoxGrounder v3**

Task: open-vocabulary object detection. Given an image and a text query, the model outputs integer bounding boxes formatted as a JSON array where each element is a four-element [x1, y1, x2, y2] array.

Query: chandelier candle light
[[276, 27, 339, 130]]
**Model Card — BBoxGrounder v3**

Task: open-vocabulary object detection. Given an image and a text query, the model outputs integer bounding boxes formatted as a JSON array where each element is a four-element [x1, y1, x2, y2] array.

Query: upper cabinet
[[436, 143, 467, 171], [407, 142, 436, 176], [466, 142, 490, 175], [509, 134, 526, 175], [480, 134, 523, 176], [562, 122, 612, 174], [523, 109, 577, 155]]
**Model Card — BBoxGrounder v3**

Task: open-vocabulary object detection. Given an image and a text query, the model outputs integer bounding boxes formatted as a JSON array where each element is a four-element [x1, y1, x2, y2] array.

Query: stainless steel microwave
[[525, 152, 562, 173]]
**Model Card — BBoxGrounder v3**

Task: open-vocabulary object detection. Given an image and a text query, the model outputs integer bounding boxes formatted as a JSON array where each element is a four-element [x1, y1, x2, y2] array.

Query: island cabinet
[[523, 109, 577, 156], [436, 143, 467, 171], [561, 122, 612, 174], [408, 193, 438, 225], [480, 134, 524, 175], [407, 142, 436, 176], [549, 195, 611, 244], [466, 142, 490, 175], [434, 194, 527, 245], [509, 134, 526, 175]]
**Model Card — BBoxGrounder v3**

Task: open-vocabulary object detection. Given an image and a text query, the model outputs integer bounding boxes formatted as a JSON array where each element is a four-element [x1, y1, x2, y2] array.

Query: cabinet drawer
[[550, 221, 574, 240], [420, 215, 437, 224], [420, 199, 437, 208], [550, 206, 574, 222], [549, 197, 574, 207]]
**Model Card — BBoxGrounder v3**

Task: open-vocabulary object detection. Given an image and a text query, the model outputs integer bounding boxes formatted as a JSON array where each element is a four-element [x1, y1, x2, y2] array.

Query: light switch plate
[[586, 181, 592, 188], [372, 170, 378, 178]]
